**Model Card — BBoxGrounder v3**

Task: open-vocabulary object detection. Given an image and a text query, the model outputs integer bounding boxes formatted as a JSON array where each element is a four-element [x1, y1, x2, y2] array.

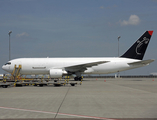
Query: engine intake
[[49, 69, 63, 78]]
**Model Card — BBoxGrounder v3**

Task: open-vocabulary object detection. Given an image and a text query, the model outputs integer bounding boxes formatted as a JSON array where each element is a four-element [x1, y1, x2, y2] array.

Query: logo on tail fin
[[136, 37, 150, 55], [121, 31, 153, 60]]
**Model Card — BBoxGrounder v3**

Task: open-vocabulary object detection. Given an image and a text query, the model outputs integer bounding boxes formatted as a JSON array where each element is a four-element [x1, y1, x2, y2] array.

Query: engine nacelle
[[49, 69, 63, 78]]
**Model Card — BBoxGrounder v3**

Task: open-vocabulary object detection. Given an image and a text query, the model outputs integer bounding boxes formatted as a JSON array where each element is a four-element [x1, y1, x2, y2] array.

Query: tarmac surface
[[0, 78, 157, 120]]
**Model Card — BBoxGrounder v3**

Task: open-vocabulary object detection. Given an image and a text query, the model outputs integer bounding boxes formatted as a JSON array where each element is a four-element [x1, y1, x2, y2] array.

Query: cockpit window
[[5, 62, 11, 65]]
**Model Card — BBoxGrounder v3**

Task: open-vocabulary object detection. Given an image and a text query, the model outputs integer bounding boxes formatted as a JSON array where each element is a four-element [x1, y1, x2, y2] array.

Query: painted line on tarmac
[[0, 106, 117, 120]]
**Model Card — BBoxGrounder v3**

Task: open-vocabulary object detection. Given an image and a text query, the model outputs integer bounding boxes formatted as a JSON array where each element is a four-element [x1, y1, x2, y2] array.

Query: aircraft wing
[[64, 61, 109, 72], [128, 59, 155, 66]]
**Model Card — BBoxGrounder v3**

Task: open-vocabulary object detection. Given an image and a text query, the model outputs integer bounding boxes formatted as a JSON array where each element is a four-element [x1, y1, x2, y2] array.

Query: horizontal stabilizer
[[128, 59, 154, 66]]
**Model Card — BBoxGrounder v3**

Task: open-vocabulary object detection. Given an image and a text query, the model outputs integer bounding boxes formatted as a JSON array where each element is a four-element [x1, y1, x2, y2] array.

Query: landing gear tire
[[74, 77, 82, 81], [79, 77, 82, 81]]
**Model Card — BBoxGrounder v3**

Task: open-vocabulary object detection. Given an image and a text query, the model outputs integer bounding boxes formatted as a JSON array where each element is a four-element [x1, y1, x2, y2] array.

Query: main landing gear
[[74, 77, 83, 81], [74, 72, 83, 82]]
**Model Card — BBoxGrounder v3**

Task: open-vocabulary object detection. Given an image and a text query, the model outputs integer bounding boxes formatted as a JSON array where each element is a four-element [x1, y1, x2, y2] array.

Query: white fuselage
[[2, 57, 143, 75]]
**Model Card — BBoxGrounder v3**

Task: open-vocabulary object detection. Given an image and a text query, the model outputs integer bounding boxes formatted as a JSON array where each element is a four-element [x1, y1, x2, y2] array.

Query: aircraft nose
[[2, 65, 6, 70], [2, 65, 9, 72]]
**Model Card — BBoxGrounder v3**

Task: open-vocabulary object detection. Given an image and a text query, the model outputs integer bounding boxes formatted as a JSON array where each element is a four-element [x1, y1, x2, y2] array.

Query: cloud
[[16, 32, 29, 37], [100, 6, 104, 9], [120, 15, 140, 26]]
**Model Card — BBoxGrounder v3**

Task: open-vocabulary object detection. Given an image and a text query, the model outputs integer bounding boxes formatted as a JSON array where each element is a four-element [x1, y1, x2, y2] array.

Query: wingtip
[[148, 31, 153, 36]]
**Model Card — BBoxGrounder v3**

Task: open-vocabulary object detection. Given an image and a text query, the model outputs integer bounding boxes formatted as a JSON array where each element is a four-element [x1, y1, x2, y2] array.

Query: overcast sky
[[0, 0, 157, 75]]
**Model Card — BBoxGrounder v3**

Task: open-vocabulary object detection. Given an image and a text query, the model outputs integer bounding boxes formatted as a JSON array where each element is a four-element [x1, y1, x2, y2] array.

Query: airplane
[[2, 31, 154, 81]]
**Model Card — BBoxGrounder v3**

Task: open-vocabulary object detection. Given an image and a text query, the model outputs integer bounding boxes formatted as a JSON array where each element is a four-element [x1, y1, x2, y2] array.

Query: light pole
[[8, 31, 12, 61], [117, 36, 121, 78], [118, 36, 121, 57]]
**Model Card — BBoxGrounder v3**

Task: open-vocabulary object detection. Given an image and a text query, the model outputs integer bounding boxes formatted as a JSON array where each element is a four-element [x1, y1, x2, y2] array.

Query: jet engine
[[49, 69, 64, 78]]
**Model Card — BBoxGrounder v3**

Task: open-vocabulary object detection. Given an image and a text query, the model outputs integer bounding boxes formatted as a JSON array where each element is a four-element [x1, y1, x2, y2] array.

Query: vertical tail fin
[[121, 31, 153, 60]]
